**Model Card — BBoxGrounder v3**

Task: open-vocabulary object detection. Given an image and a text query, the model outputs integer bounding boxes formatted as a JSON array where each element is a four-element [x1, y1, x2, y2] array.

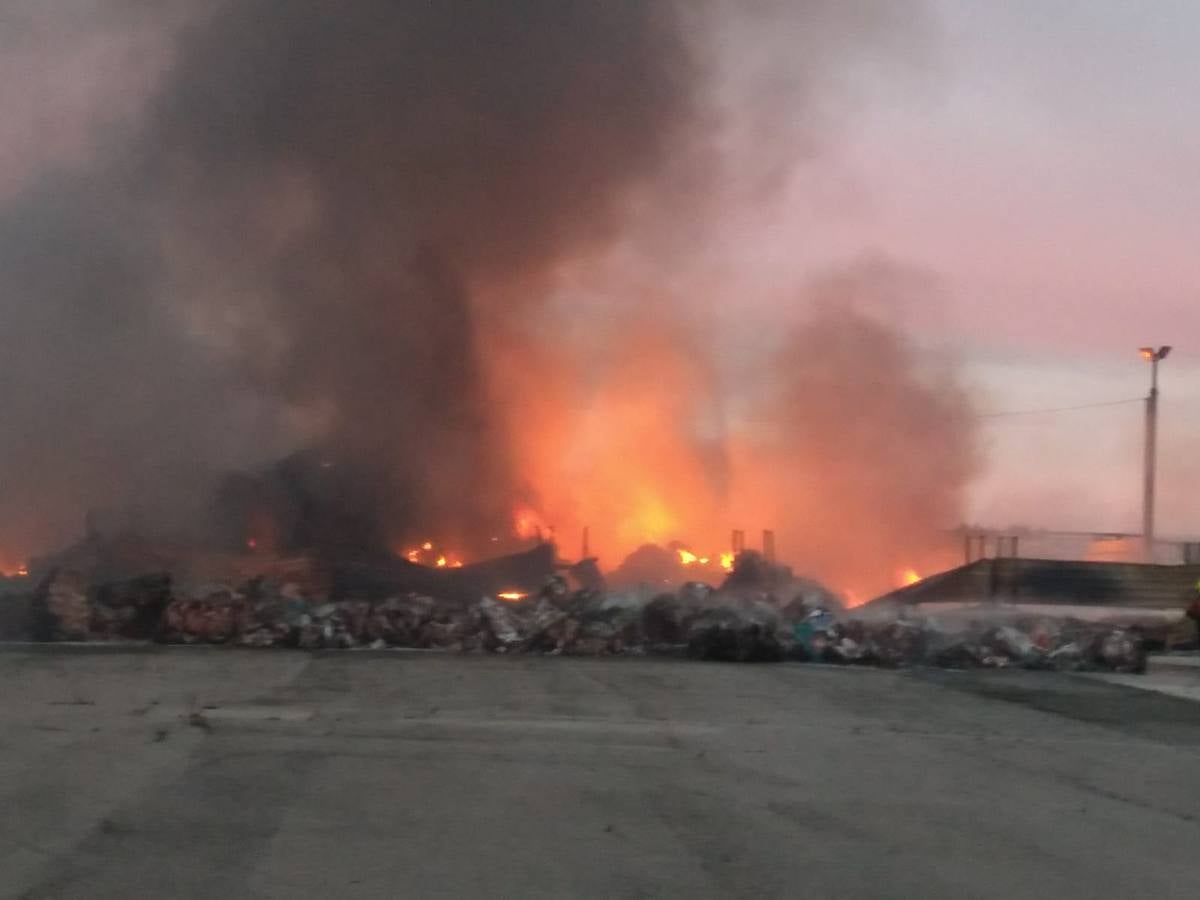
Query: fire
[[493, 324, 738, 572], [1, 555, 29, 578], [630, 496, 677, 546], [497, 591, 526, 602], [400, 543, 463, 569], [513, 506, 549, 541], [676, 547, 735, 573], [899, 568, 922, 587]]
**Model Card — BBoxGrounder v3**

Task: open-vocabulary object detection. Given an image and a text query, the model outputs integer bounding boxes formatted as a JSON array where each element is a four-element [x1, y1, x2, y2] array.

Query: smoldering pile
[[14, 550, 1146, 673]]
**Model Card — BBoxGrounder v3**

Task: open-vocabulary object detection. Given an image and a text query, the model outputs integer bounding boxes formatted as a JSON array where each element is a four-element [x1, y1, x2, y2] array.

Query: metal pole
[[731, 530, 745, 553], [762, 530, 776, 564], [1143, 357, 1159, 562]]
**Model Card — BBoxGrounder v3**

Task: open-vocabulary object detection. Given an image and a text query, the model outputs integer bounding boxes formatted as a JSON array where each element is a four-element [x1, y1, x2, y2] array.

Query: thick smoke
[[732, 260, 979, 598], [147, 0, 721, 551], [0, 0, 965, 596], [1, 0, 710, 556]]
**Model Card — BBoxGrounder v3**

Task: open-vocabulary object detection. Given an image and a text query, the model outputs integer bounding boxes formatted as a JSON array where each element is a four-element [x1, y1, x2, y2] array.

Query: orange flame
[[676, 547, 734, 572], [497, 591, 526, 602], [513, 506, 549, 541], [899, 567, 922, 587]]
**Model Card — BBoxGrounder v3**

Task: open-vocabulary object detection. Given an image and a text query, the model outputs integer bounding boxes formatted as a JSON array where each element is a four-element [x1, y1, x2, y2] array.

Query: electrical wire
[[976, 397, 1144, 419]]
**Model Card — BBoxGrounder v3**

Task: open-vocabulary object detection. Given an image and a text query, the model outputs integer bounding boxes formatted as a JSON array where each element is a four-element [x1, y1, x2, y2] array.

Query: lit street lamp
[[1139, 346, 1171, 561]]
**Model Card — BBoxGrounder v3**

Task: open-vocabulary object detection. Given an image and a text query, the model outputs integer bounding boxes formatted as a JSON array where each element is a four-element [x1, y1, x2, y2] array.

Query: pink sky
[[722, 0, 1200, 537]]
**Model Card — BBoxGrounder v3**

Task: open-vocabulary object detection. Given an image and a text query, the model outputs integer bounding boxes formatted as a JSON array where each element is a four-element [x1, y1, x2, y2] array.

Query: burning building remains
[[0, 1, 975, 604]]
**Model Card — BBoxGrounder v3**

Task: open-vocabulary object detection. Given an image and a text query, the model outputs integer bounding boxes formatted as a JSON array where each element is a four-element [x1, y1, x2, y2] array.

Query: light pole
[[1139, 345, 1171, 562]]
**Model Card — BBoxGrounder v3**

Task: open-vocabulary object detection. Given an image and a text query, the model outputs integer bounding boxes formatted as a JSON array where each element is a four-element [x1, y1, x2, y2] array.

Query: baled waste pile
[[22, 559, 1147, 672]]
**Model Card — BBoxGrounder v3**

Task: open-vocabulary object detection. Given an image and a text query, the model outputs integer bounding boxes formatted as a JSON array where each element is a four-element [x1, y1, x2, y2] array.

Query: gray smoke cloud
[[0, 0, 951, 578], [143, 0, 714, 549], [745, 259, 980, 597]]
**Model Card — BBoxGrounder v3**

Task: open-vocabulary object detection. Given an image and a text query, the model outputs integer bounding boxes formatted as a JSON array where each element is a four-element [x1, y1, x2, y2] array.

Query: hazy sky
[[734, 0, 1200, 537]]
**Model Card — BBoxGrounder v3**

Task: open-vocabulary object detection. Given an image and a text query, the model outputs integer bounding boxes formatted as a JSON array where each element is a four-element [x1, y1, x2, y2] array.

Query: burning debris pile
[[8, 547, 1146, 673]]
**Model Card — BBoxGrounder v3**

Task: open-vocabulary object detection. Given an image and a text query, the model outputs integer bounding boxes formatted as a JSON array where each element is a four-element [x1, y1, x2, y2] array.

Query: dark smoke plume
[[0, 0, 711, 555], [149, 0, 717, 551], [0, 0, 952, 586]]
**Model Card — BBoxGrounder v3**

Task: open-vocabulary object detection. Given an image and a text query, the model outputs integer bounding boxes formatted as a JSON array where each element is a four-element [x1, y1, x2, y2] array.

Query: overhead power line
[[976, 397, 1143, 419]]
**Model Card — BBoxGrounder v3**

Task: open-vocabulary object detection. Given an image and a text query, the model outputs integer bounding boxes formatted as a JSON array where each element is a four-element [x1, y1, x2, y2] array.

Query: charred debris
[[2, 531, 1147, 674]]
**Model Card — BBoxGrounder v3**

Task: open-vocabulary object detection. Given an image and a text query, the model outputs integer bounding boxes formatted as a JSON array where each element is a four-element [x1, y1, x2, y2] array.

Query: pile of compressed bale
[[155, 580, 1147, 672], [19, 560, 1147, 672], [787, 607, 1146, 673], [153, 577, 643, 654]]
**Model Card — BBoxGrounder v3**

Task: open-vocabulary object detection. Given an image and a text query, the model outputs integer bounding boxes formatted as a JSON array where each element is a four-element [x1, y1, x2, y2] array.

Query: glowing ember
[[899, 568, 922, 587], [497, 591, 526, 602], [246, 538, 258, 550], [399, 543, 464, 569], [719, 552, 735, 572]]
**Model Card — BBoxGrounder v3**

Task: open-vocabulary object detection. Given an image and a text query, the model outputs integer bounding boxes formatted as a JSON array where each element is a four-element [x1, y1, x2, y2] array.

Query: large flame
[[343, 274, 955, 609], [474, 301, 968, 599]]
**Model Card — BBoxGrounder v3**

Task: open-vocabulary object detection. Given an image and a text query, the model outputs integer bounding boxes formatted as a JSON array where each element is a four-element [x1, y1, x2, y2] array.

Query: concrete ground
[[3, 649, 1200, 899], [1091, 651, 1200, 703]]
